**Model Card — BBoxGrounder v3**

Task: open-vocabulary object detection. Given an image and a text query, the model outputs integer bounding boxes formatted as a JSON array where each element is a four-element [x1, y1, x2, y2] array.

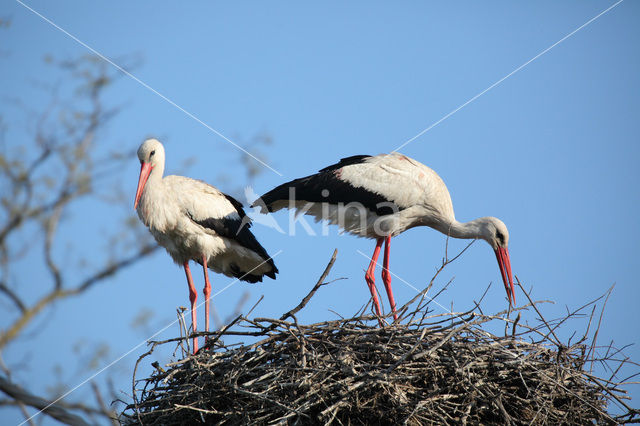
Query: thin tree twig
[[588, 284, 615, 373], [278, 249, 338, 323]]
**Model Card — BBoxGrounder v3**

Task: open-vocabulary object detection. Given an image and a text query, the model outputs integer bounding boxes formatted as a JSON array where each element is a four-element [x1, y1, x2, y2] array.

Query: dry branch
[[0, 376, 89, 426]]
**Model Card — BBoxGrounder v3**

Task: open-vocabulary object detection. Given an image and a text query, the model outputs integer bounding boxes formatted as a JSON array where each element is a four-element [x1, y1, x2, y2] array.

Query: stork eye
[[496, 230, 505, 245], [150, 150, 156, 158]]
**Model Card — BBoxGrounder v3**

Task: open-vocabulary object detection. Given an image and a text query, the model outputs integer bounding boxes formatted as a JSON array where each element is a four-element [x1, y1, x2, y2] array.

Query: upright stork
[[134, 138, 278, 352], [253, 153, 513, 321]]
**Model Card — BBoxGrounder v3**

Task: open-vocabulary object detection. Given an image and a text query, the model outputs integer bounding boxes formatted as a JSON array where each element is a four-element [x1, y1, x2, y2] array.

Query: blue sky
[[2, 1, 639, 424]]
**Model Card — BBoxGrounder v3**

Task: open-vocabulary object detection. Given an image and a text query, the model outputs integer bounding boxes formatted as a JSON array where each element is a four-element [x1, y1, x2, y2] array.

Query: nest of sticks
[[122, 249, 639, 425]]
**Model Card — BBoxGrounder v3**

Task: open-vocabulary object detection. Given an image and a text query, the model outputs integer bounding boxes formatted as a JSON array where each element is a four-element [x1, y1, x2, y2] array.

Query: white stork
[[253, 153, 514, 322], [134, 139, 278, 352]]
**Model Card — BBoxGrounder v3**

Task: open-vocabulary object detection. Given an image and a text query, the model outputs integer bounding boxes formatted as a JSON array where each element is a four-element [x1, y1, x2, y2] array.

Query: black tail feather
[[252, 154, 401, 216], [253, 155, 373, 212]]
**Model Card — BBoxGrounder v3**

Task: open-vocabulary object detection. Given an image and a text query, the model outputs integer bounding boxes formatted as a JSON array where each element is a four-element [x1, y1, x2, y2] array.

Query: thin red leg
[[381, 236, 398, 321], [201, 254, 212, 336], [364, 238, 384, 322], [183, 261, 198, 353]]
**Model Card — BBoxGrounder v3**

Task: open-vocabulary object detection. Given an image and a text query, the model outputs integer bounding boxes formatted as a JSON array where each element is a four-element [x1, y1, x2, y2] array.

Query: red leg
[[381, 236, 398, 321], [364, 238, 384, 322], [183, 261, 198, 353], [201, 254, 212, 336]]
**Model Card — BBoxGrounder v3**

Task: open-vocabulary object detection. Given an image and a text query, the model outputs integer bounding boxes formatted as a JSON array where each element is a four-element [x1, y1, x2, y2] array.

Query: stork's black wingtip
[[266, 269, 278, 280]]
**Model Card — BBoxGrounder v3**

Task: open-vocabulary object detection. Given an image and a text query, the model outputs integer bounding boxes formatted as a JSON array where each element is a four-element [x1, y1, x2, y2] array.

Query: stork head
[[479, 217, 515, 306], [478, 217, 509, 250], [134, 138, 165, 210]]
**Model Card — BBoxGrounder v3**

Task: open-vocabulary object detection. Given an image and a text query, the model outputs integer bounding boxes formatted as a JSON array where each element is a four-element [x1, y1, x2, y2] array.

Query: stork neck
[[136, 161, 165, 224], [147, 161, 165, 187], [440, 219, 485, 240]]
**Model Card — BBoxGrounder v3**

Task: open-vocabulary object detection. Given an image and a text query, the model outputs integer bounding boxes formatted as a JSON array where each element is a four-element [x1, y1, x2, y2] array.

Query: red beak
[[494, 247, 515, 306], [134, 162, 153, 210]]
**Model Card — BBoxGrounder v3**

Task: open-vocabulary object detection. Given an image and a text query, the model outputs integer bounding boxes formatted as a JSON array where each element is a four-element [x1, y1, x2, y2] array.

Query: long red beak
[[494, 247, 515, 306], [134, 162, 153, 210]]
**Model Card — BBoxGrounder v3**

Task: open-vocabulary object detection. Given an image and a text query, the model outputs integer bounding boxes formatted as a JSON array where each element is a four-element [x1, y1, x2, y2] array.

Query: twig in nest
[[588, 284, 615, 373], [279, 248, 338, 323]]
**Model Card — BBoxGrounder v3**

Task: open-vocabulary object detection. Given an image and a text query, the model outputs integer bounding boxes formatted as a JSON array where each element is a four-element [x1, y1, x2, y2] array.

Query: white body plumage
[[137, 175, 273, 279]]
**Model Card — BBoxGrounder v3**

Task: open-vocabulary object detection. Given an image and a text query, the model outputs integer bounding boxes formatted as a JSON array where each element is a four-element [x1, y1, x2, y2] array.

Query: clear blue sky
[[2, 1, 639, 424]]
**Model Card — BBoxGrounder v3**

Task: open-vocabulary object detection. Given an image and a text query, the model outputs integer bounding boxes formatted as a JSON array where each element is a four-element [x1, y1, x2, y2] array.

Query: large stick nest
[[122, 250, 639, 425]]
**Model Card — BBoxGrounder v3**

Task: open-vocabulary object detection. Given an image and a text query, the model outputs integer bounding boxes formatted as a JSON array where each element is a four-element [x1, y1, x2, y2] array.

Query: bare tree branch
[[0, 376, 89, 426], [0, 281, 26, 313], [0, 243, 157, 351]]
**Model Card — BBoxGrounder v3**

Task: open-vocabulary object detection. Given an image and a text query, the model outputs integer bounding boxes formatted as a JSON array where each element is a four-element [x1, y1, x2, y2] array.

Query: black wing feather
[[254, 155, 404, 216], [222, 193, 250, 224], [189, 193, 278, 280]]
